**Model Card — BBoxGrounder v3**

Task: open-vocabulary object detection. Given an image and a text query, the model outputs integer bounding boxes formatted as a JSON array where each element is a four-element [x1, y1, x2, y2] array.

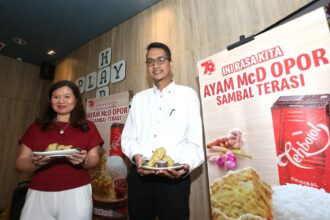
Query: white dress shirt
[[121, 81, 204, 171]]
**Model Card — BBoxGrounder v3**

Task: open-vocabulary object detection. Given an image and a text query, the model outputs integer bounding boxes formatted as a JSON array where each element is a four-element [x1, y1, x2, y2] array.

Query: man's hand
[[134, 154, 155, 176], [155, 164, 190, 179], [133, 154, 190, 178]]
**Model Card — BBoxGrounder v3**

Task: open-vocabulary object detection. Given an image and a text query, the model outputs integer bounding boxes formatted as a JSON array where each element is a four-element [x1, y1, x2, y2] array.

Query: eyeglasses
[[145, 56, 169, 66]]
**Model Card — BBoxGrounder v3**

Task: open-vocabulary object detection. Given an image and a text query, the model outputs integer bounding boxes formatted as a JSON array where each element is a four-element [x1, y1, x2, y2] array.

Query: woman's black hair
[[36, 80, 89, 131]]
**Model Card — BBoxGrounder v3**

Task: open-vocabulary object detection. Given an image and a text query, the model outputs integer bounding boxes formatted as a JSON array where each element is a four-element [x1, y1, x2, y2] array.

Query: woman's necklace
[[58, 123, 70, 134]]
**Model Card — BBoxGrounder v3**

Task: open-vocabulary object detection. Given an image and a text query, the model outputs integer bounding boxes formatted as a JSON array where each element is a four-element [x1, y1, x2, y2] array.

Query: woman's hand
[[16, 144, 55, 173], [66, 150, 88, 166], [68, 146, 100, 169], [31, 154, 53, 168]]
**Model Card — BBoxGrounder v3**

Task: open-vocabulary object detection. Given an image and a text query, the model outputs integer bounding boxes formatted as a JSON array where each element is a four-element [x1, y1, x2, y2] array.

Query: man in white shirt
[[121, 42, 204, 220]]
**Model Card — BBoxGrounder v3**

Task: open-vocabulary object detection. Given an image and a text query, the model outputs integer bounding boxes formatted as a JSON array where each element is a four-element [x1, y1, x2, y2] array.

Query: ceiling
[[0, 0, 162, 66]]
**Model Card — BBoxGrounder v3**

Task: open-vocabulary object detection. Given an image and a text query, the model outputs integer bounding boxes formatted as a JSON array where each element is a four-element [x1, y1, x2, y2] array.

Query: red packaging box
[[271, 94, 330, 192]]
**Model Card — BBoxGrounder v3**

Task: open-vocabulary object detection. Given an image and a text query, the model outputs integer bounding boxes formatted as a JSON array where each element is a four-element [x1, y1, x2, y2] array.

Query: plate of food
[[33, 143, 81, 157], [141, 147, 184, 170], [91, 171, 128, 209], [33, 149, 80, 157], [141, 161, 184, 170]]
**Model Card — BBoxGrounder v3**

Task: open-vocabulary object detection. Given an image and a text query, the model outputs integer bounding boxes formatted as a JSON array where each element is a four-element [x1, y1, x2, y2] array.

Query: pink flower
[[216, 156, 225, 167], [225, 160, 237, 170], [225, 151, 236, 162]]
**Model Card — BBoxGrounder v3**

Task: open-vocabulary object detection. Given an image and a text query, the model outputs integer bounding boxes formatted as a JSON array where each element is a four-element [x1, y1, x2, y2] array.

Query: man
[[121, 42, 204, 220]]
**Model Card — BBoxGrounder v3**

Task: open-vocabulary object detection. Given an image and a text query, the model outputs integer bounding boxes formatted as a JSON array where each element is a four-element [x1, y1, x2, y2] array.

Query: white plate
[[33, 149, 80, 157], [141, 163, 184, 170]]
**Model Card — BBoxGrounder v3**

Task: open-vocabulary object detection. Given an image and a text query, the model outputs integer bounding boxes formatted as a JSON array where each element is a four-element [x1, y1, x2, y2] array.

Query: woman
[[16, 80, 104, 220]]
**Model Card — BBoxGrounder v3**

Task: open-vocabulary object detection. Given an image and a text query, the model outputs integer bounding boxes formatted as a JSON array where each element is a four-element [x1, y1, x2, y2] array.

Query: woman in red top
[[16, 80, 104, 220]]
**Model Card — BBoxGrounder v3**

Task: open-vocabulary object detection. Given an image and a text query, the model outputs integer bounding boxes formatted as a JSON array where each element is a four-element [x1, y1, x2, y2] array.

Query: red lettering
[[297, 53, 311, 70], [283, 58, 295, 74], [312, 48, 329, 67], [271, 62, 283, 77], [201, 60, 216, 75]]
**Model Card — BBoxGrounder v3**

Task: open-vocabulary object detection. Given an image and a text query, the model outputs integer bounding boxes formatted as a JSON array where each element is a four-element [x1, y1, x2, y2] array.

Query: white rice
[[272, 184, 330, 220]]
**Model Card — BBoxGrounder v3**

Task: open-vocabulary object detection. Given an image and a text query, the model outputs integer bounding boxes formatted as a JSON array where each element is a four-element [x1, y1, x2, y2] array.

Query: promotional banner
[[197, 8, 330, 220], [86, 91, 131, 219]]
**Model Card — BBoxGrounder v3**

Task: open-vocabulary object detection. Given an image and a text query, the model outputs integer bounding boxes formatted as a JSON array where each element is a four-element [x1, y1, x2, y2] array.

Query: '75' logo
[[201, 60, 216, 76]]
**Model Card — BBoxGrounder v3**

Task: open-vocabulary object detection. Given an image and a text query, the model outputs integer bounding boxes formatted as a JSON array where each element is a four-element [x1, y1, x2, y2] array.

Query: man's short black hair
[[146, 42, 171, 61]]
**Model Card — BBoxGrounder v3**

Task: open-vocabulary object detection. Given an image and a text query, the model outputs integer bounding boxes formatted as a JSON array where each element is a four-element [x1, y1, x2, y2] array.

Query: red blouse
[[19, 120, 104, 191]]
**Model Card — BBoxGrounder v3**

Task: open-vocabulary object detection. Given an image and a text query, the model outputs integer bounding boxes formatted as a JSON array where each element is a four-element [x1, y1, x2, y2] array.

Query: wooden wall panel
[[53, 1, 310, 219], [0, 54, 51, 210]]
